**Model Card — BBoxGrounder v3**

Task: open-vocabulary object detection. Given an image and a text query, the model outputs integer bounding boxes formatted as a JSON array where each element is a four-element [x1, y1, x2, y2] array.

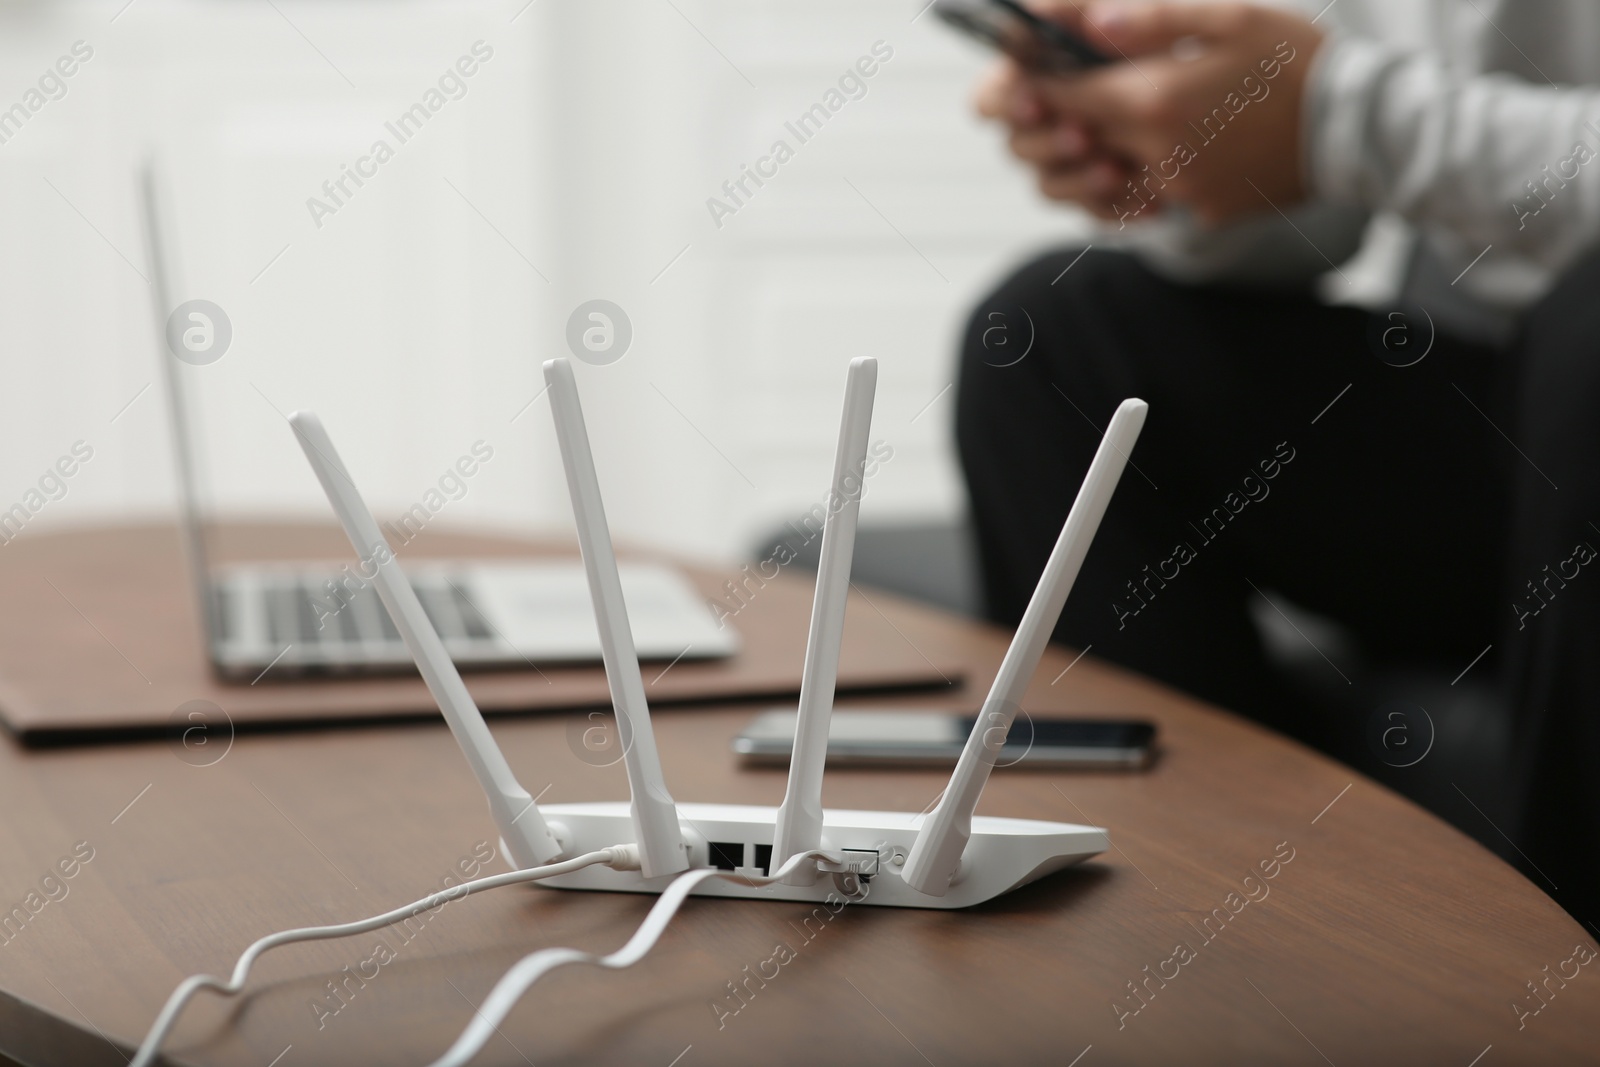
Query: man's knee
[[956, 249, 1161, 505]]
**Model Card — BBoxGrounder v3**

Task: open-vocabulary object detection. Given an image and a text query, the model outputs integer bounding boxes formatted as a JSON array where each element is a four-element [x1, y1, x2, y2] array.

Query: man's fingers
[[1008, 121, 1093, 165], [975, 61, 1015, 120], [1083, 1, 1251, 56], [1035, 159, 1131, 217], [1025, 65, 1162, 145], [975, 59, 1051, 126]]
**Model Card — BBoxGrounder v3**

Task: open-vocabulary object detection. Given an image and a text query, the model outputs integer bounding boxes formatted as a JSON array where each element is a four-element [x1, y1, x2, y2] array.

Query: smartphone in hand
[[933, 0, 1111, 73]]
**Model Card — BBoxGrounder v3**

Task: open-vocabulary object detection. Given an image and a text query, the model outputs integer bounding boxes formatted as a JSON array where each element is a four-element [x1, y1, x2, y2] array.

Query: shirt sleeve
[[1306, 33, 1600, 267]]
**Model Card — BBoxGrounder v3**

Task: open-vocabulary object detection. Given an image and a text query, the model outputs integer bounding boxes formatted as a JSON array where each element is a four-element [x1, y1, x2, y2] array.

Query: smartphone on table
[[932, 0, 1111, 72], [733, 708, 1156, 770]]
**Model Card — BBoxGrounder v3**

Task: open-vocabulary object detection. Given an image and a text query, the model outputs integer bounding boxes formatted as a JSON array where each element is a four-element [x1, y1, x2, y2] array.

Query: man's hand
[[977, 3, 1324, 227], [975, 57, 1134, 220]]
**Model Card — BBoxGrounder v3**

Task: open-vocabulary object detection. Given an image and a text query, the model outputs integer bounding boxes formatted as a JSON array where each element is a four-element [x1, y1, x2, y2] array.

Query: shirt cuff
[[1303, 33, 1397, 207]]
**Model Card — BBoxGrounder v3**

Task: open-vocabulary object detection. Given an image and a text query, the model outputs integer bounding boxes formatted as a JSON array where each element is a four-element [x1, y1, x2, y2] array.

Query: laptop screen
[[138, 161, 219, 646]]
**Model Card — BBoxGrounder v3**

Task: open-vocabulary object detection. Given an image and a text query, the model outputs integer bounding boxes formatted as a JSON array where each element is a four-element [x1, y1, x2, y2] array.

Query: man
[[958, 1, 1599, 921]]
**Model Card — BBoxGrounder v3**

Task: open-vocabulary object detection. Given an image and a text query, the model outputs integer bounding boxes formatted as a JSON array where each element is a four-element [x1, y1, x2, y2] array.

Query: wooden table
[[0, 544, 1593, 1066]]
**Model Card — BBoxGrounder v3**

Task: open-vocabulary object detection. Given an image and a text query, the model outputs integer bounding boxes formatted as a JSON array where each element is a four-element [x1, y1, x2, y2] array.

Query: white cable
[[129, 847, 633, 1067], [425, 849, 853, 1067], [133, 846, 852, 1067]]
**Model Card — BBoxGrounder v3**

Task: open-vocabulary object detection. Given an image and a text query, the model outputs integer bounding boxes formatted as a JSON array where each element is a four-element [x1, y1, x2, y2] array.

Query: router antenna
[[542, 359, 689, 880], [288, 412, 564, 870], [771, 357, 877, 884], [902, 398, 1148, 896]]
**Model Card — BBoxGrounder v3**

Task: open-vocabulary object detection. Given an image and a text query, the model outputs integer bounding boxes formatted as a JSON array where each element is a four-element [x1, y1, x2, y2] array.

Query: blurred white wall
[[0, 0, 1090, 566]]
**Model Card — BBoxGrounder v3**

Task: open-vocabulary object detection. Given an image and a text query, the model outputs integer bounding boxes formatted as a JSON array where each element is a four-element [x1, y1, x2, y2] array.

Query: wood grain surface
[[0, 523, 959, 739], [0, 552, 1592, 1066]]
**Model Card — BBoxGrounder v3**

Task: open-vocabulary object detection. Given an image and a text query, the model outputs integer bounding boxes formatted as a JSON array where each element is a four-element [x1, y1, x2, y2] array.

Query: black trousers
[[957, 248, 1600, 922]]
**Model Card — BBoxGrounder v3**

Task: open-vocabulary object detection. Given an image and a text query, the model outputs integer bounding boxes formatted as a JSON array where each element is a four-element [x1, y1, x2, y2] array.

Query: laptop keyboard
[[211, 561, 737, 676], [232, 574, 494, 650]]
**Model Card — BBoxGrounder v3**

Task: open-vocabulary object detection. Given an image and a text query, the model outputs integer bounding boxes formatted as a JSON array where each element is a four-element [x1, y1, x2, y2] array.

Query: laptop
[[137, 162, 738, 680]]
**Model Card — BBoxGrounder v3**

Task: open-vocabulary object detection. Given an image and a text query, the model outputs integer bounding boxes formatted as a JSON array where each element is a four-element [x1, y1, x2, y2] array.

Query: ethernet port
[[754, 844, 774, 875], [708, 841, 744, 871]]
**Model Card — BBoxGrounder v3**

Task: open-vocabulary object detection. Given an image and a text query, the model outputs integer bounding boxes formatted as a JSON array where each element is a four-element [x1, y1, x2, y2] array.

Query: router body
[[536, 801, 1107, 908]]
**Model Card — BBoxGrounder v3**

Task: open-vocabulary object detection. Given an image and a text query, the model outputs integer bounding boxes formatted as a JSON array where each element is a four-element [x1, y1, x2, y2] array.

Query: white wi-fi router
[[289, 358, 1147, 909]]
